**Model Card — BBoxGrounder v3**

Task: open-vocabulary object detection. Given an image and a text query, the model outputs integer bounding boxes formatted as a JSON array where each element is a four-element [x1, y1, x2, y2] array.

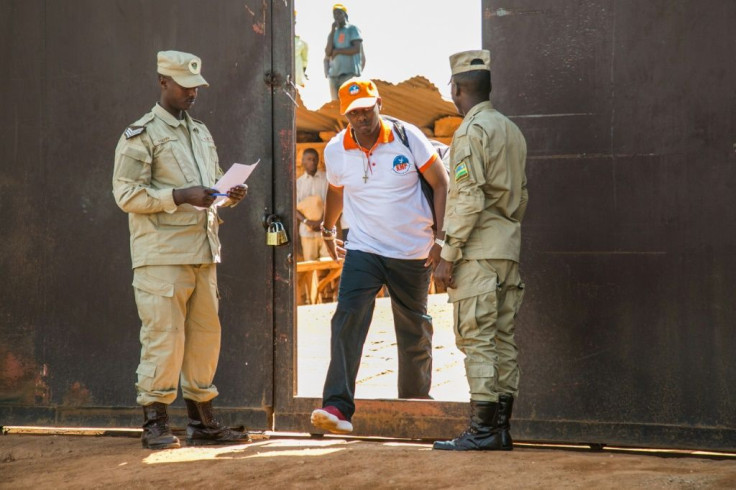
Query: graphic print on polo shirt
[[392, 154, 411, 175]]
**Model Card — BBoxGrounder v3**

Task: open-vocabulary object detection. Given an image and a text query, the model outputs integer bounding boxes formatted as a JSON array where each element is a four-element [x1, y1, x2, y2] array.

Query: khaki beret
[[449, 49, 491, 76], [157, 50, 209, 88]]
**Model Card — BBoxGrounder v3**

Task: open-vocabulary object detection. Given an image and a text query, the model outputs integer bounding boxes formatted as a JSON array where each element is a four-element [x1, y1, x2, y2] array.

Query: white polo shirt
[[324, 117, 438, 259]]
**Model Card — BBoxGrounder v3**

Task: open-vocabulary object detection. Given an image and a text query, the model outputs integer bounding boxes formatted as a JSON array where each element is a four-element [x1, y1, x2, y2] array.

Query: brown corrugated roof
[[296, 76, 458, 138]]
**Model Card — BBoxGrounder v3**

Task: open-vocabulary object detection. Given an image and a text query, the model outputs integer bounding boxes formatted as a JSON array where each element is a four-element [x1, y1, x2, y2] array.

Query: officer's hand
[[434, 259, 455, 290], [425, 242, 442, 270], [223, 184, 248, 206], [173, 186, 218, 207]]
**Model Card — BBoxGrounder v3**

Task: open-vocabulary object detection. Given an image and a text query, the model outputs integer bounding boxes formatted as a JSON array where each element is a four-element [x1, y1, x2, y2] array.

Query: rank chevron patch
[[124, 126, 145, 139]]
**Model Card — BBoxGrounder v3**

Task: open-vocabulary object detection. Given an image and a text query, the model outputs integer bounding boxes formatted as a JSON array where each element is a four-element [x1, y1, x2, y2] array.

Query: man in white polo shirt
[[310, 78, 449, 434]]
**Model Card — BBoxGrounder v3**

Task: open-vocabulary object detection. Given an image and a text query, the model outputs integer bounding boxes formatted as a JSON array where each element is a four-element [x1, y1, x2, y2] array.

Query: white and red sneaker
[[310, 405, 353, 434]]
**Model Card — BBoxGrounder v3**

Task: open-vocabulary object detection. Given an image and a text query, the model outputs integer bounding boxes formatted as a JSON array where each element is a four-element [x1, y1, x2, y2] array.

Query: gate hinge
[[264, 70, 284, 88]]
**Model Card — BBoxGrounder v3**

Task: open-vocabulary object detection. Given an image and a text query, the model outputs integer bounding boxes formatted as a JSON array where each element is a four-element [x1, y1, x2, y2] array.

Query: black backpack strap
[[392, 120, 410, 151], [386, 116, 449, 174], [384, 116, 415, 172], [385, 116, 438, 229], [382, 115, 410, 148]]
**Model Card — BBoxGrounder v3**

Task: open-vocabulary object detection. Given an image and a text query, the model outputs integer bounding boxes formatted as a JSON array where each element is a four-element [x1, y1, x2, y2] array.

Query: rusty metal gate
[[0, 0, 293, 430], [2, 0, 735, 452], [475, 0, 736, 450], [273, 0, 736, 452]]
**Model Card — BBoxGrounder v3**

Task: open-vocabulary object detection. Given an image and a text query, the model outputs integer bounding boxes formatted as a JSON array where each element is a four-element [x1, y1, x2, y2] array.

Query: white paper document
[[212, 159, 260, 207]]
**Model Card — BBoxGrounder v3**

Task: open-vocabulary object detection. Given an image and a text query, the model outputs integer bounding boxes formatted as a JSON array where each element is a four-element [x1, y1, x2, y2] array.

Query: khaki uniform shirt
[[440, 101, 528, 263], [113, 104, 224, 269]]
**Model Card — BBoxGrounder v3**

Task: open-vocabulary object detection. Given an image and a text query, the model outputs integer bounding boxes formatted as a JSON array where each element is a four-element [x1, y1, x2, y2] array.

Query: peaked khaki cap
[[449, 49, 491, 76], [157, 50, 209, 88]]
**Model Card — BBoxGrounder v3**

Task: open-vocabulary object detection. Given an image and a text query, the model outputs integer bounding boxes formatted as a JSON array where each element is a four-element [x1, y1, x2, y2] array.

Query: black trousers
[[322, 249, 433, 420]]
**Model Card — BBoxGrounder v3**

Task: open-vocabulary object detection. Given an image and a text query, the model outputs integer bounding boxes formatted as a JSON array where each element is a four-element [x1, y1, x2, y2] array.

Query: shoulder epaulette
[[457, 117, 474, 137], [124, 126, 146, 139], [124, 112, 155, 139]]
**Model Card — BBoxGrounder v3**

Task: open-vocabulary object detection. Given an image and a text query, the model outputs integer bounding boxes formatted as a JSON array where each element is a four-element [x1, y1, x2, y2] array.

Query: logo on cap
[[349, 84, 360, 95], [189, 59, 201, 75]]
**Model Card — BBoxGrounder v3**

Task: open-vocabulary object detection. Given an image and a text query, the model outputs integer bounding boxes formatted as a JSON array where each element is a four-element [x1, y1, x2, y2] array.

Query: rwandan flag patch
[[454, 161, 470, 182]]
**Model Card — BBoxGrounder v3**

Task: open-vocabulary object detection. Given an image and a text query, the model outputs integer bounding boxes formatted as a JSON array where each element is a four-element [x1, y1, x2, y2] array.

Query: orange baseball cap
[[339, 78, 379, 115]]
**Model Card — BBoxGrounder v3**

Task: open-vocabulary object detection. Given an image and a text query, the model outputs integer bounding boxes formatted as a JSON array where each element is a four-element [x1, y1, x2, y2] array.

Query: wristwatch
[[434, 238, 445, 247], [321, 223, 337, 241]]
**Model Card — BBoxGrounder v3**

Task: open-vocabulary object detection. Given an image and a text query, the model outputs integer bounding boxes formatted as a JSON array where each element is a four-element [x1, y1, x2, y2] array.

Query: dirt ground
[[3, 295, 734, 488], [2, 432, 735, 489]]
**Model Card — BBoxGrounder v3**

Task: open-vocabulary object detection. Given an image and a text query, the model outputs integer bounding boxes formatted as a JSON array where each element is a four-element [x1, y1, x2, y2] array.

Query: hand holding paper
[[210, 184, 248, 206], [209, 159, 260, 207]]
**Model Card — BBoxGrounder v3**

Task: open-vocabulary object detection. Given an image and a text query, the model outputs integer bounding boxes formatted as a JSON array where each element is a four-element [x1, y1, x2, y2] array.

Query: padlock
[[266, 222, 281, 246], [266, 221, 289, 246], [276, 221, 289, 245]]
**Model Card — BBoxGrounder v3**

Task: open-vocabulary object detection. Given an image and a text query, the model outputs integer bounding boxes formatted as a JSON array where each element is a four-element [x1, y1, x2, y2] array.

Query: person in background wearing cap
[[432, 50, 528, 451], [324, 3, 365, 101], [113, 50, 250, 450], [310, 78, 449, 434]]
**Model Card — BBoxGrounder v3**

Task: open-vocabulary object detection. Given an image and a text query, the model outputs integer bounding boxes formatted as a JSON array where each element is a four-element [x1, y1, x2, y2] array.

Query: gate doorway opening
[[291, 0, 481, 404], [296, 295, 468, 401]]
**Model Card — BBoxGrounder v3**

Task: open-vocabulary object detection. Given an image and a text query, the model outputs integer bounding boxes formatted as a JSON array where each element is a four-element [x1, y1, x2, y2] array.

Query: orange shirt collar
[[343, 117, 395, 152]]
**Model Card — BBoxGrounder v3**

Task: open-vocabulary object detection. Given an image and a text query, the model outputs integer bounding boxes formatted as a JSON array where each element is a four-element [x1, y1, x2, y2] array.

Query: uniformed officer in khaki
[[113, 50, 250, 449], [433, 49, 528, 451]]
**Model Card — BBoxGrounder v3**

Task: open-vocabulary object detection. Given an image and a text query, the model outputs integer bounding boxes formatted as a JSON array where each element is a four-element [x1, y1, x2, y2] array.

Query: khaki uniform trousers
[[449, 259, 525, 402], [133, 264, 221, 406]]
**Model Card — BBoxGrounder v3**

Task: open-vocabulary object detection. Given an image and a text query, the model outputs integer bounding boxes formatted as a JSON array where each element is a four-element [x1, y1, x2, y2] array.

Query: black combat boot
[[498, 394, 515, 451], [185, 399, 251, 445], [433, 400, 503, 451], [141, 402, 181, 450]]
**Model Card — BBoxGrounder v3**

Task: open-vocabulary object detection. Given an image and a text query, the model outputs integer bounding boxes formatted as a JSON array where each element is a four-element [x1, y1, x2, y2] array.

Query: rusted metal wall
[[276, 1, 736, 451], [483, 0, 736, 450], [0, 0, 288, 429], [5, 0, 734, 452]]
